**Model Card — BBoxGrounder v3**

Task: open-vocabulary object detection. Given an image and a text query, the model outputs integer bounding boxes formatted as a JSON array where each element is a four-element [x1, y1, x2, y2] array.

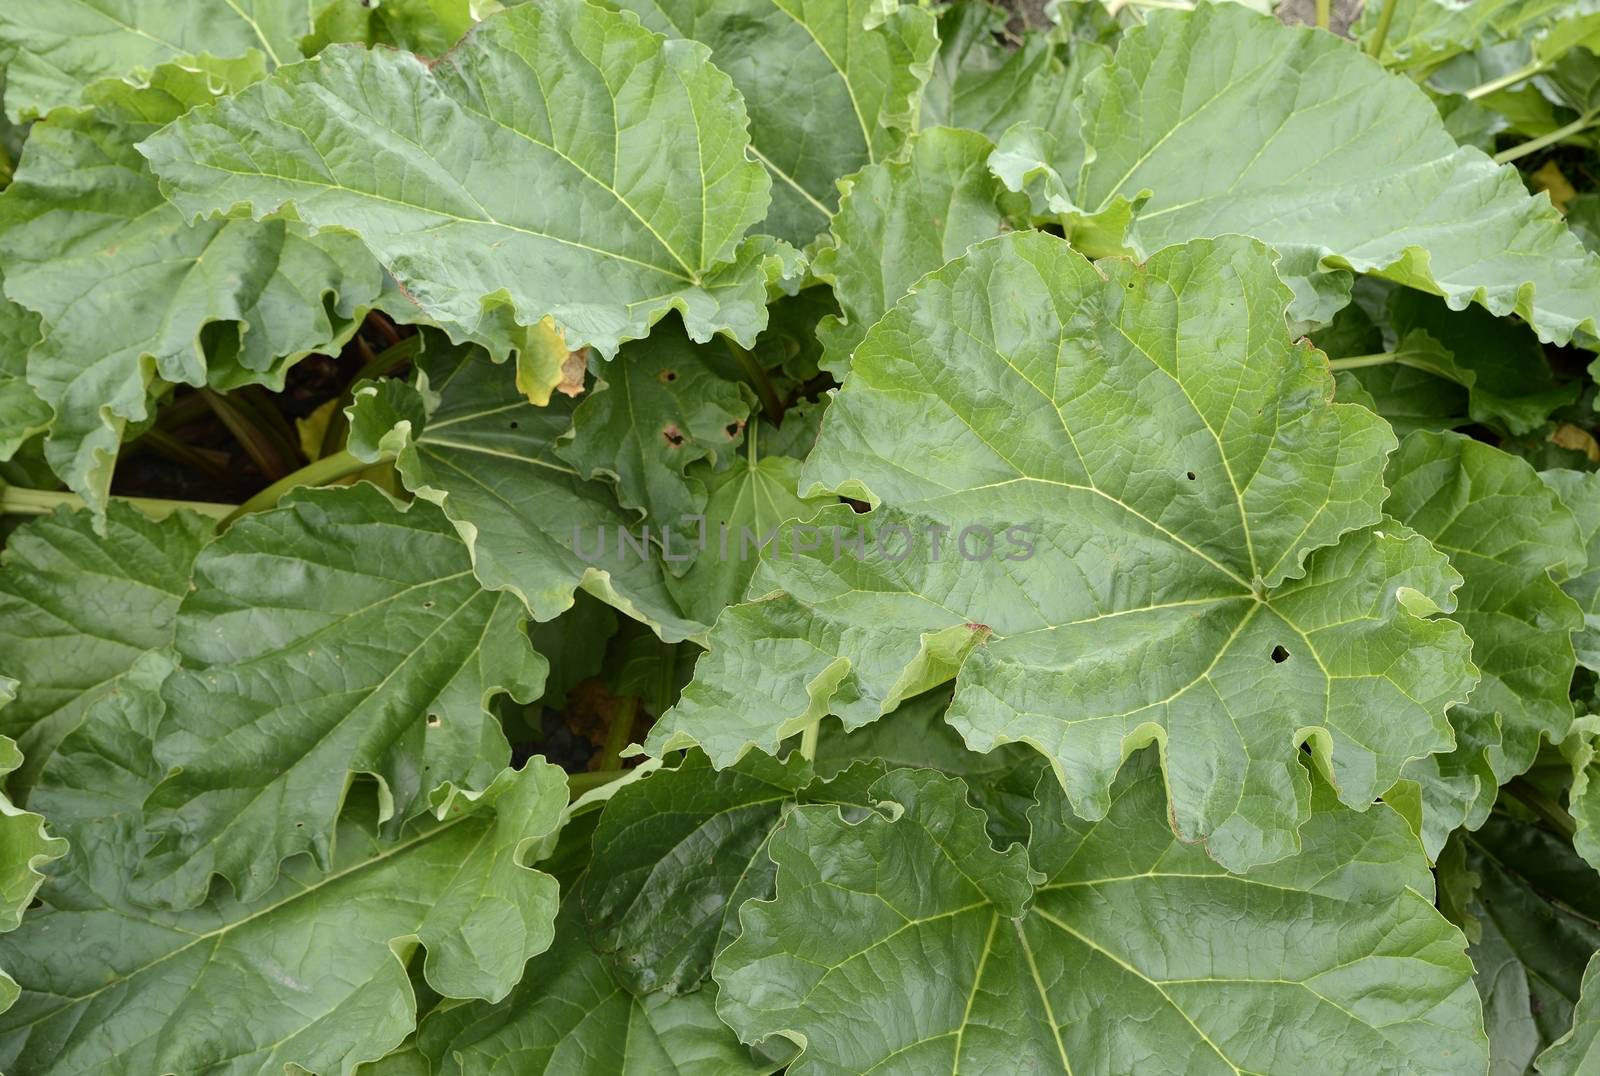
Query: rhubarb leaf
[[555, 330, 751, 546], [581, 750, 814, 997], [0, 270, 45, 459], [140, 0, 783, 358], [814, 126, 1020, 377], [1023, 5, 1600, 343], [418, 815, 782, 1075], [130, 483, 547, 909], [714, 760, 1485, 1074], [1387, 431, 1584, 855], [0, 61, 383, 513], [0, 680, 66, 1015], [649, 232, 1476, 873], [0, 652, 567, 1073], [609, 0, 938, 247], [1543, 466, 1600, 673], [347, 341, 707, 642], [0, 0, 316, 121], [0, 502, 211, 785]]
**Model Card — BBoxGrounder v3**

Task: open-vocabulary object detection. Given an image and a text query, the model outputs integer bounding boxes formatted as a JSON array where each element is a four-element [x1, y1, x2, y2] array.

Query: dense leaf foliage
[[3, 0, 1600, 1072]]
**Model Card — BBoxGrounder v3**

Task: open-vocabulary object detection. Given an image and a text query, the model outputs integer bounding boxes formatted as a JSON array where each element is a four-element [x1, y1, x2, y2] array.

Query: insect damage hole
[[426, 713, 442, 728], [662, 424, 685, 447], [659, 368, 678, 383], [1185, 471, 1196, 481], [1270, 645, 1290, 664]]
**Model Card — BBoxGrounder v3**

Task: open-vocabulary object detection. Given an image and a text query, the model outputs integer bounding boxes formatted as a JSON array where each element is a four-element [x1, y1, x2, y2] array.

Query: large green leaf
[[1386, 289, 1578, 437], [1564, 713, 1600, 875], [555, 328, 751, 544], [581, 750, 813, 997], [1541, 952, 1600, 1074], [1354, 0, 1594, 73], [130, 483, 547, 909], [0, 0, 316, 121], [648, 231, 1476, 872], [813, 125, 1021, 376], [0, 653, 568, 1075], [610, 0, 937, 248], [0, 62, 384, 513], [1387, 432, 1584, 855], [0, 269, 46, 459], [418, 815, 781, 1076], [0, 680, 66, 1015], [1011, 5, 1600, 344], [0, 502, 212, 786], [715, 759, 1485, 1074], [585, 692, 1041, 1001], [920, 2, 1076, 142], [348, 343, 707, 643], [663, 448, 833, 625], [1544, 467, 1600, 673], [1451, 815, 1600, 1074], [1327, 284, 1578, 438], [140, 0, 787, 359], [811, 687, 1047, 846]]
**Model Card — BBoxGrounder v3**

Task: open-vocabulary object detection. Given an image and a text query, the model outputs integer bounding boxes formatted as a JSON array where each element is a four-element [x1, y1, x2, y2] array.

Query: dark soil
[[1277, 0, 1364, 36]]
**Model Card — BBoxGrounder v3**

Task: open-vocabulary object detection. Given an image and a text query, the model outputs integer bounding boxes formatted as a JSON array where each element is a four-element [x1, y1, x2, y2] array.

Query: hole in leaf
[[662, 424, 685, 447], [508, 420, 519, 430], [1185, 471, 1196, 481], [426, 713, 442, 728], [1271, 645, 1290, 664], [659, 369, 678, 383], [423, 600, 434, 609], [724, 419, 745, 440]]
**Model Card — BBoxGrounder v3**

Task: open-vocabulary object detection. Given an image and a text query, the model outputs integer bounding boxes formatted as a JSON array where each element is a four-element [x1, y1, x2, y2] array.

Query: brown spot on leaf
[[662, 424, 685, 447]]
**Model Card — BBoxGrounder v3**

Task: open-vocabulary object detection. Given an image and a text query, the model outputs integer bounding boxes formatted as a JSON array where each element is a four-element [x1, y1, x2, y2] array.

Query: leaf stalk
[[223, 448, 392, 526], [1504, 776, 1577, 840], [723, 338, 785, 424], [596, 695, 640, 772], [201, 388, 298, 480], [799, 717, 821, 761], [1493, 112, 1600, 165], [1326, 351, 1401, 370], [1366, 0, 1400, 58], [1465, 60, 1546, 101], [566, 769, 629, 798], [129, 428, 235, 485], [0, 486, 235, 520]]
